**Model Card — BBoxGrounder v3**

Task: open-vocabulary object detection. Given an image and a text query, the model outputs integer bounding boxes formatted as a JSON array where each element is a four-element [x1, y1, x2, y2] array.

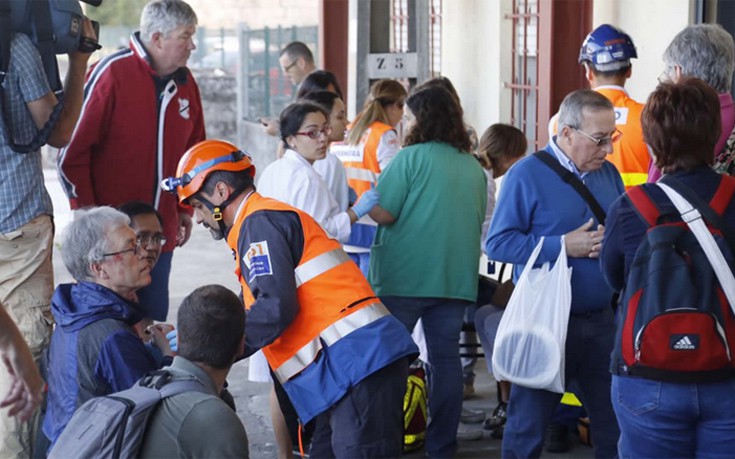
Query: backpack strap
[[534, 151, 607, 224], [139, 370, 211, 399], [659, 174, 735, 255], [0, 0, 11, 85], [625, 185, 660, 227], [710, 175, 735, 215]]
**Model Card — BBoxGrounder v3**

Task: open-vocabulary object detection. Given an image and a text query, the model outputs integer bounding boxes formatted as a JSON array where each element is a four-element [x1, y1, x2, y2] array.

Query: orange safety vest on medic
[[226, 192, 390, 383], [595, 86, 649, 189], [330, 121, 394, 198]]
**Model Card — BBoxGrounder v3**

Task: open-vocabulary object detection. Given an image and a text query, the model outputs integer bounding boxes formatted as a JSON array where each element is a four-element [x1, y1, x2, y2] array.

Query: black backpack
[[48, 370, 208, 459], [614, 175, 735, 382]]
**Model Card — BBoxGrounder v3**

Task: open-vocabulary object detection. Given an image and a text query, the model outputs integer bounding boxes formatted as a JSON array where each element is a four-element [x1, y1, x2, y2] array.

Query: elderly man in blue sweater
[[486, 89, 623, 458]]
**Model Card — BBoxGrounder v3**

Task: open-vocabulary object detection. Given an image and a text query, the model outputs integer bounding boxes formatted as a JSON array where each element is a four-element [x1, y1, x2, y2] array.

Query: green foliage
[[86, 0, 149, 27]]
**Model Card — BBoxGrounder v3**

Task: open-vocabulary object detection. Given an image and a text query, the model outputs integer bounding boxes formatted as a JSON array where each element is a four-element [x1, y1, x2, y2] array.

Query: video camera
[[0, 0, 102, 153], [2, 0, 103, 91]]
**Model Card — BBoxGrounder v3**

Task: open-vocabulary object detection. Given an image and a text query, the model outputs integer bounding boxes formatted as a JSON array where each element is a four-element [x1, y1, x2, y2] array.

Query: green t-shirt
[[369, 141, 487, 301]]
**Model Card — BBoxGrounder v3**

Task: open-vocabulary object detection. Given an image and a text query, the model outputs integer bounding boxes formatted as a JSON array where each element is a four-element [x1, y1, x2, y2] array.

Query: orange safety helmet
[[161, 139, 256, 204]]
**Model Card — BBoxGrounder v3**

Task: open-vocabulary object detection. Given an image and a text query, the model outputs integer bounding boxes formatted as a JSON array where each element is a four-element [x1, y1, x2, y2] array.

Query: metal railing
[[235, 24, 318, 122]]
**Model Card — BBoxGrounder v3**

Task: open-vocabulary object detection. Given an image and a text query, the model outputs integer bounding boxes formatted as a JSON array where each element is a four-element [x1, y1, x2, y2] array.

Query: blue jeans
[[502, 308, 620, 459], [380, 296, 468, 458], [136, 251, 172, 321], [612, 375, 735, 459], [475, 304, 504, 374]]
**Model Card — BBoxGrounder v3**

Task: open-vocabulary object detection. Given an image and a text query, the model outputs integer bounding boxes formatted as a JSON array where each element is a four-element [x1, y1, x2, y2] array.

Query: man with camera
[[57, 0, 206, 326], [0, 5, 97, 457]]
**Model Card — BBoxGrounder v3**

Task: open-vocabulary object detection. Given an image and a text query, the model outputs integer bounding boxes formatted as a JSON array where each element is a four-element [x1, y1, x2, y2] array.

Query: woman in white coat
[[257, 101, 378, 242]]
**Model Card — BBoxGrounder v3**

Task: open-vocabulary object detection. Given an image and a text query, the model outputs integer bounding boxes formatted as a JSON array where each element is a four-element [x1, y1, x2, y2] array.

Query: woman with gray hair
[[649, 23, 735, 181], [42, 207, 174, 451]]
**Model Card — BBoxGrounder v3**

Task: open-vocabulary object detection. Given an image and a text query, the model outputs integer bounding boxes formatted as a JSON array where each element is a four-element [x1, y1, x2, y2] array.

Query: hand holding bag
[[491, 236, 573, 393]]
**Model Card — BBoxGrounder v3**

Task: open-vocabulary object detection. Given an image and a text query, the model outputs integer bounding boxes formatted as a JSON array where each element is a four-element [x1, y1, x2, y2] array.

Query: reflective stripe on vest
[[345, 167, 379, 183], [294, 248, 351, 288], [274, 302, 390, 382], [620, 172, 648, 188]]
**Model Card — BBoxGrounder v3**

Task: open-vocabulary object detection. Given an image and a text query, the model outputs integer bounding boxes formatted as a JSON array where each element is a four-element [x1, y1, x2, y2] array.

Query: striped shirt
[[0, 34, 54, 232]]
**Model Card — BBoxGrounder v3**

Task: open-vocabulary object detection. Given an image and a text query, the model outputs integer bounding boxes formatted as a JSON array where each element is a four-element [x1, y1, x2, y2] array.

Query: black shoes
[[544, 423, 571, 453], [482, 401, 507, 438]]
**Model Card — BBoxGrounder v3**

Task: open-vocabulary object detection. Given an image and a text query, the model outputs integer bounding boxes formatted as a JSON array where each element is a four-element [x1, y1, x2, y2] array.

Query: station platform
[[46, 169, 595, 458]]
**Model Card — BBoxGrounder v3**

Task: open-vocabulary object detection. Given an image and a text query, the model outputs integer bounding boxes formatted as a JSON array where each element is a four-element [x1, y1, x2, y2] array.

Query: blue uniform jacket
[[238, 208, 417, 422]]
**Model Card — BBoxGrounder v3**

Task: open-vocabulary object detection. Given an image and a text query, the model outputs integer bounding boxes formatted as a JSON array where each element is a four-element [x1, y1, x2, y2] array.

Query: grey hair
[[557, 89, 614, 133], [61, 207, 130, 282], [663, 24, 735, 93], [139, 0, 198, 44]]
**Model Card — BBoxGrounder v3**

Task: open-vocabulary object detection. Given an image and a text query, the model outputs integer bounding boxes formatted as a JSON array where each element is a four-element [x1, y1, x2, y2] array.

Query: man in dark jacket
[[42, 207, 173, 449]]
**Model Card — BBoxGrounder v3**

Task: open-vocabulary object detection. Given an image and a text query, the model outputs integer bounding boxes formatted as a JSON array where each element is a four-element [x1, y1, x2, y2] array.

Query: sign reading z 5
[[376, 57, 404, 70]]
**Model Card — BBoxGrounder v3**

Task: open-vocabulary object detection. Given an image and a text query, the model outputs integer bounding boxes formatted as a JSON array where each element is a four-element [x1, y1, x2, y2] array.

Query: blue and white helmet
[[579, 24, 637, 71]]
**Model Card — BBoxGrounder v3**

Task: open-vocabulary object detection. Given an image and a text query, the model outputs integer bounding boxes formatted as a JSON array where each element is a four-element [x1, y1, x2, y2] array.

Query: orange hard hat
[[161, 139, 256, 203]]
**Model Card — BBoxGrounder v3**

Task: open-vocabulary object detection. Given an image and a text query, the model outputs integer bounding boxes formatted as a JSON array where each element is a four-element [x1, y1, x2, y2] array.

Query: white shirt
[[257, 149, 351, 242], [313, 152, 350, 212], [481, 169, 497, 249], [549, 135, 588, 179], [376, 129, 400, 170]]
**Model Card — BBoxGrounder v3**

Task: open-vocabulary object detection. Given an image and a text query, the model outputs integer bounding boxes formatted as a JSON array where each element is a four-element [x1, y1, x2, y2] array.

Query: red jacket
[[58, 33, 205, 252]]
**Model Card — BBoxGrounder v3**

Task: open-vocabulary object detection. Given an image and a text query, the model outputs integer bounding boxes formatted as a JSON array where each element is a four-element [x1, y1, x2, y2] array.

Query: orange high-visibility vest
[[595, 86, 649, 189], [330, 121, 394, 197], [226, 192, 388, 382]]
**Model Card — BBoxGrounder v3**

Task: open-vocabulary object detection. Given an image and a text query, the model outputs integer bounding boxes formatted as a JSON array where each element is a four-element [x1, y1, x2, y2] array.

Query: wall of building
[[187, 0, 319, 30], [440, 0, 694, 138], [441, 0, 512, 135], [593, 0, 694, 104]]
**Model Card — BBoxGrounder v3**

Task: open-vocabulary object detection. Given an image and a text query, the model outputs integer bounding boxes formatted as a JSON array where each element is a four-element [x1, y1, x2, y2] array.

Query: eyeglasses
[[574, 128, 623, 147], [136, 234, 167, 247], [102, 242, 140, 258], [295, 126, 333, 139], [282, 60, 298, 72]]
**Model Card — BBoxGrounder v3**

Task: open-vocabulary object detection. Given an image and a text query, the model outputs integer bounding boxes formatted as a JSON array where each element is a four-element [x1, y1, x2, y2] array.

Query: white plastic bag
[[491, 236, 572, 393]]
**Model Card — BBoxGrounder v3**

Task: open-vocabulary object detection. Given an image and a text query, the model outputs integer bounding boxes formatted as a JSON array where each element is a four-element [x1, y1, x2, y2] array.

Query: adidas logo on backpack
[[671, 335, 698, 350], [613, 176, 735, 383]]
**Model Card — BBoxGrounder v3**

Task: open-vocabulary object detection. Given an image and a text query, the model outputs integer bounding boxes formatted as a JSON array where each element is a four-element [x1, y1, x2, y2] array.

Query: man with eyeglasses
[[42, 207, 175, 451], [260, 41, 319, 137], [485, 89, 624, 459], [119, 201, 168, 328], [279, 41, 318, 87]]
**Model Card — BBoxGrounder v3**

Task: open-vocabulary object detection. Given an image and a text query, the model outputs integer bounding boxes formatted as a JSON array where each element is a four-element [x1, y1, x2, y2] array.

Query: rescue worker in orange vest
[[579, 24, 650, 189], [161, 139, 418, 457], [330, 79, 407, 275]]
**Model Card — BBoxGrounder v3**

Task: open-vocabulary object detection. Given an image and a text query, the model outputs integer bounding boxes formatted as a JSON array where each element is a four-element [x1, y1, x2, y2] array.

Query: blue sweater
[[485, 145, 625, 313]]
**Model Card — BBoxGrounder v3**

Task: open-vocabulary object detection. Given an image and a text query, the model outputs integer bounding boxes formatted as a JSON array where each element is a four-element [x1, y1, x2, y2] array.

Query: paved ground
[[44, 169, 594, 458]]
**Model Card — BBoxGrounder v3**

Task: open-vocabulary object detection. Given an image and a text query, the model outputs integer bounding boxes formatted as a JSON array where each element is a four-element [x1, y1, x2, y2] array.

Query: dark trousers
[[308, 358, 409, 458]]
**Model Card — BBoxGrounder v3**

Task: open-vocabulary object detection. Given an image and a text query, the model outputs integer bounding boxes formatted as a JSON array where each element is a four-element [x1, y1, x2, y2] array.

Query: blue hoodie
[[42, 282, 158, 447]]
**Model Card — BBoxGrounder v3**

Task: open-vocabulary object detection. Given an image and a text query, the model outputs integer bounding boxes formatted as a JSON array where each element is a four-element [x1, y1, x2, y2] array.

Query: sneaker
[[482, 401, 507, 431], [456, 426, 484, 441], [461, 407, 485, 424], [463, 383, 476, 399], [544, 423, 570, 453]]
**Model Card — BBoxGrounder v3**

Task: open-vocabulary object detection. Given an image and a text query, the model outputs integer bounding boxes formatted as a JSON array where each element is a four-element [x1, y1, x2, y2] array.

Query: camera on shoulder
[[7, 0, 102, 55]]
